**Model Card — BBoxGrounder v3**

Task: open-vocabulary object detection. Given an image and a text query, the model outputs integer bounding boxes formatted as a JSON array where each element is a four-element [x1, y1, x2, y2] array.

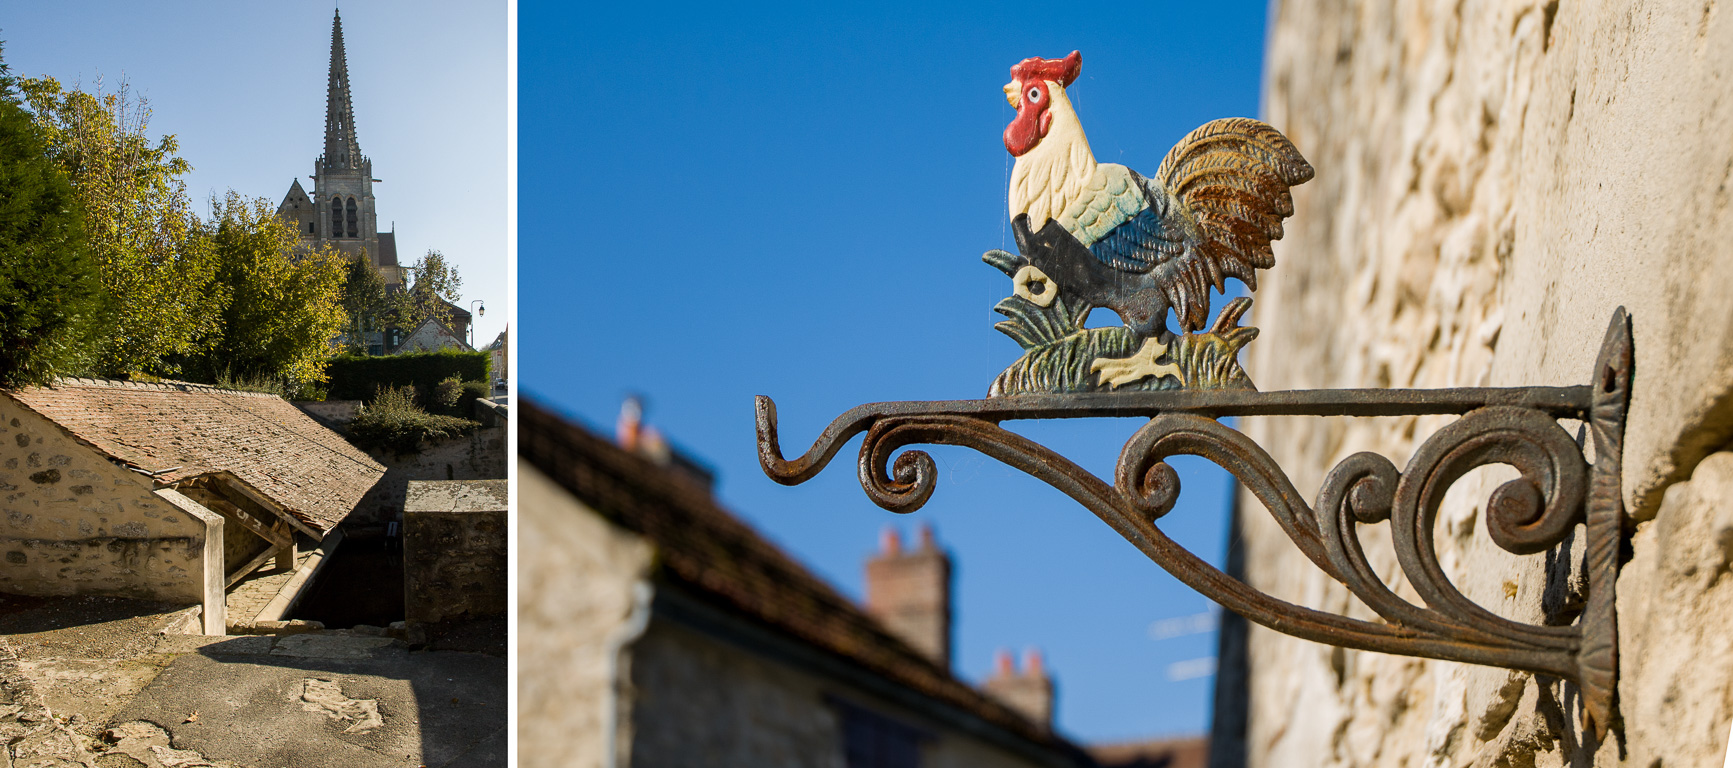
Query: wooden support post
[[275, 523, 298, 571]]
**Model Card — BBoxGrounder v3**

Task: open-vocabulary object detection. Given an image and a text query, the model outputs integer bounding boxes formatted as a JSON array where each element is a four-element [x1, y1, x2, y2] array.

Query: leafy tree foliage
[[340, 253, 390, 355], [0, 47, 107, 386], [19, 76, 222, 377], [395, 249, 464, 334], [182, 192, 348, 387]]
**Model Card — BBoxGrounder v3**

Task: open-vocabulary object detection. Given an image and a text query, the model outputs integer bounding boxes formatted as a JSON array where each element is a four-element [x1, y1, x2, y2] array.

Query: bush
[[325, 348, 489, 401], [432, 376, 463, 410], [345, 384, 479, 455], [461, 380, 492, 403], [424, 376, 493, 418]]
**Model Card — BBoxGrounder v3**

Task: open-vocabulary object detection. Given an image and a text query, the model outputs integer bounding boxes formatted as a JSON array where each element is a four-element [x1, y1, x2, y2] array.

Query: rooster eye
[[1027, 87, 1042, 103]]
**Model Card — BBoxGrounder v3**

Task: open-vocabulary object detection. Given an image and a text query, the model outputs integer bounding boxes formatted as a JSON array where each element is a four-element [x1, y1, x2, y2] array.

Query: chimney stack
[[983, 648, 1055, 729], [864, 523, 952, 668]]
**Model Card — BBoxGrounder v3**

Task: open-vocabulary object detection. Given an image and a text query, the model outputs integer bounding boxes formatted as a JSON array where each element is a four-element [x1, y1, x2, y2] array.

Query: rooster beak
[[1004, 81, 1020, 109]]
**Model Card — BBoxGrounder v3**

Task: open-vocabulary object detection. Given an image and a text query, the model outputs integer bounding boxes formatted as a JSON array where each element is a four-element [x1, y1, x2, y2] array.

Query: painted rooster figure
[[997, 51, 1313, 387]]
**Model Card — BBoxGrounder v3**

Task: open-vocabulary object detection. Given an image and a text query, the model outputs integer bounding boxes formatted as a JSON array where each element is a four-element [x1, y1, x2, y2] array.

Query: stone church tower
[[278, 10, 403, 288]]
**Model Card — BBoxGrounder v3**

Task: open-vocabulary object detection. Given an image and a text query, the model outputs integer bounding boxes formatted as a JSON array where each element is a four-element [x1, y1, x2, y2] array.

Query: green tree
[[340, 253, 389, 355], [0, 46, 107, 386], [183, 192, 348, 387], [19, 76, 222, 378], [395, 249, 464, 334]]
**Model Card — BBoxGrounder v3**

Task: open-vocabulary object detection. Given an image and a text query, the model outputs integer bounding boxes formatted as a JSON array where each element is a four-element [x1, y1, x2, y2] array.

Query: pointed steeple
[[324, 9, 362, 169]]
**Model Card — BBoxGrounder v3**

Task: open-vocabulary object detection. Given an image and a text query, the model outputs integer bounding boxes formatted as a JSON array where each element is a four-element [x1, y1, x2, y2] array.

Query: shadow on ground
[[0, 594, 504, 768]]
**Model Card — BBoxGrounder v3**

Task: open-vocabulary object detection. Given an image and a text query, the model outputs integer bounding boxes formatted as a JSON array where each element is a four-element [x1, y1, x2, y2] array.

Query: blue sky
[[1, 1, 510, 347], [522, 0, 1273, 744]]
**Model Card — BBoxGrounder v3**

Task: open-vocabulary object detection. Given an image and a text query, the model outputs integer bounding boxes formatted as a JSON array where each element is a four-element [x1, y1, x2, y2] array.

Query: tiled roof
[[8, 379, 384, 535], [519, 398, 1086, 759]]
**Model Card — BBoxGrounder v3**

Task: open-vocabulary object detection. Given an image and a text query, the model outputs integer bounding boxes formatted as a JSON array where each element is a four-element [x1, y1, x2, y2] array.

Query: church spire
[[324, 9, 362, 169]]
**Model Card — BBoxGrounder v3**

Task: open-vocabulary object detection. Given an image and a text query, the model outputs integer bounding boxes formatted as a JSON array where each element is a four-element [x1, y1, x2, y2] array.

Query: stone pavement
[[0, 595, 504, 768], [225, 550, 315, 625]]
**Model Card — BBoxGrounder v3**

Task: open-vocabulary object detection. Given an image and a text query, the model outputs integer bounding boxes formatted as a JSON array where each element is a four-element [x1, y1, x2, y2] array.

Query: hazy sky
[[521, 0, 1273, 743], [2, 1, 510, 347]]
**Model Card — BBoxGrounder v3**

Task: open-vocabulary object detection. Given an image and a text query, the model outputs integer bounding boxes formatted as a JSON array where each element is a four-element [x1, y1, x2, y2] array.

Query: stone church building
[[278, 10, 403, 289], [275, 10, 472, 353]]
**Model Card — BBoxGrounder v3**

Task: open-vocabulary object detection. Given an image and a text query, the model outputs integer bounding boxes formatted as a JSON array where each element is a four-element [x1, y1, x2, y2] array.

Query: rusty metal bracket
[[755, 308, 1631, 740]]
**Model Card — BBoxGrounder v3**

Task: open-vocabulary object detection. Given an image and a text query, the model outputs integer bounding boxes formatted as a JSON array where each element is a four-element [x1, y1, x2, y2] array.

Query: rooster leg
[[1090, 337, 1185, 389]]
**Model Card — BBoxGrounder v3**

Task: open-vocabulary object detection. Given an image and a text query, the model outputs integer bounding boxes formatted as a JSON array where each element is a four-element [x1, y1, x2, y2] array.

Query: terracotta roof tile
[[520, 398, 1085, 758], [8, 379, 384, 534]]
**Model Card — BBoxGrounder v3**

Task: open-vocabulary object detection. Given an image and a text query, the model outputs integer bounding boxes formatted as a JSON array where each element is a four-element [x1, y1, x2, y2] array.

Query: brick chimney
[[864, 524, 952, 668], [983, 648, 1055, 729]]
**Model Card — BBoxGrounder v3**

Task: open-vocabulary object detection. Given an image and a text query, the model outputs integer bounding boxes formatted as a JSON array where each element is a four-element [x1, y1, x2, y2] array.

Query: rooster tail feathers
[[1157, 118, 1314, 188], [1153, 118, 1312, 331]]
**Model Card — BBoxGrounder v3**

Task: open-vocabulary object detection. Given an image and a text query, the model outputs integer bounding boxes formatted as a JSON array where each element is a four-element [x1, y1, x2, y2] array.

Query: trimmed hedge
[[325, 349, 490, 401], [459, 380, 492, 411]]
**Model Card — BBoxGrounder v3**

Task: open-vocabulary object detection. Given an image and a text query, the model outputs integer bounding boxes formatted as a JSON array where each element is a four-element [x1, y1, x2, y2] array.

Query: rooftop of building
[[6, 378, 385, 535], [519, 397, 1089, 761]]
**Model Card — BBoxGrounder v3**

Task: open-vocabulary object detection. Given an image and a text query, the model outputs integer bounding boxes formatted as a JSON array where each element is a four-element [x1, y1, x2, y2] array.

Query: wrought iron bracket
[[755, 308, 1632, 740]]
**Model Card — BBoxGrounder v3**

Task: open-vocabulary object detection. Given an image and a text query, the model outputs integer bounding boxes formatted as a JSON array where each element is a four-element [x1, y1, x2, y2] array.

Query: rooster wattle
[[997, 51, 1313, 387]]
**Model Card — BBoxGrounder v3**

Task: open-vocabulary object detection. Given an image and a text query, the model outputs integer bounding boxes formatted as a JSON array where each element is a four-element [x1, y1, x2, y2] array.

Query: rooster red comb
[[1010, 50, 1081, 87]]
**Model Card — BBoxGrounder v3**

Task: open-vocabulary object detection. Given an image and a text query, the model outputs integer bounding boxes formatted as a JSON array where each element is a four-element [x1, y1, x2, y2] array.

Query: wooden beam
[[199, 491, 291, 550], [198, 479, 293, 550], [225, 544, 279, 589], [213, 475, 325, 541]]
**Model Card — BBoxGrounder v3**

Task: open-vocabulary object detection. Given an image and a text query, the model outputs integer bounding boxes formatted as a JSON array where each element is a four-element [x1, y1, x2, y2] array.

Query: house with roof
[[393, 317, 474, 354], [519, 399, 1094, 768], [0, 379, 384, 635], [486, 326, 508, 394]]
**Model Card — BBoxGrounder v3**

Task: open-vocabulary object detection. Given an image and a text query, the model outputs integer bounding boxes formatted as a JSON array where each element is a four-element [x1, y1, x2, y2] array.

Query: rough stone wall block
[[1235, 1, 1733, 765], [403, 480, 507, 626], [0, 397, 218, 621]]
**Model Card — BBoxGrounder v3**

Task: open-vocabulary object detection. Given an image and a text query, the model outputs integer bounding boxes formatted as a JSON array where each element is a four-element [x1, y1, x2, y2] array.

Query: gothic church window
[[346, 197, 358, 238], [330, 197, 343, 238]]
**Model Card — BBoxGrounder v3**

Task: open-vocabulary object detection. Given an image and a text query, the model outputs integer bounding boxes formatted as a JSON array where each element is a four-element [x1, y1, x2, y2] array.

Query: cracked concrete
[[297, 678, 384, 734], [0, 594, 503, 768]]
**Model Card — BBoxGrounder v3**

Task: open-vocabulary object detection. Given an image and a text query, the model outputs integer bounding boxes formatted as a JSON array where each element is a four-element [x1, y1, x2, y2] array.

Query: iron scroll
[[755, 50, 1633, 740], [755, 308, 1631, 740]]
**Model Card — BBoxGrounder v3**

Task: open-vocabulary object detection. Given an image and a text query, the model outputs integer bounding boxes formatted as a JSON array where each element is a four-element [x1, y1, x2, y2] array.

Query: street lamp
[[469, 300, 485, 347]]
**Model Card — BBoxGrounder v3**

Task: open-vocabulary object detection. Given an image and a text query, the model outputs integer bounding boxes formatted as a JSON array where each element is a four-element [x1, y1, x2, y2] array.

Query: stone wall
[[403, 479, 507, 625], [0, 396, 225, 633], [517, 461, 655, 768], [355, 426, 506, 525], [293, 399, 361, 427], [1225, 1, 1733, 766], [518, 460, 1070, 768], [628, 618, 1057, 768]]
